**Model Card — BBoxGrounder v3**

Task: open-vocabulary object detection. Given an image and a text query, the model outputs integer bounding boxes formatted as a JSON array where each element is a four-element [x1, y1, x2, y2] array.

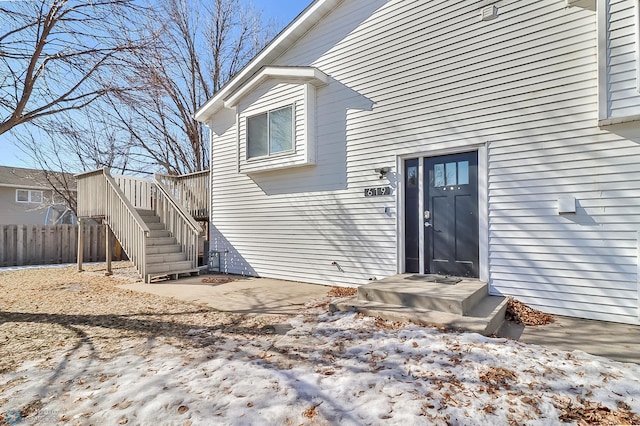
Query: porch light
[[375, 167, 390, 179]]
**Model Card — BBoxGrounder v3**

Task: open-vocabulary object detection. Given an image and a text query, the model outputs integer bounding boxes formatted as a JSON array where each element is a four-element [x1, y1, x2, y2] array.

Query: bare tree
[[101, 0, 276, 175], [0, 0, 145, 135], [15, 109, 139, 214]]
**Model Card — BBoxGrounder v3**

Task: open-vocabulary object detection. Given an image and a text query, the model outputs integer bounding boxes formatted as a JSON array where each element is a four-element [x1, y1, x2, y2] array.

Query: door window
[[433, 161, 470, 187]]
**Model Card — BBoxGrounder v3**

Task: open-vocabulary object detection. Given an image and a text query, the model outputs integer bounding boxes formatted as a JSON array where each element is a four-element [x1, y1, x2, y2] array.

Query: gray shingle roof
[[0, 166, 77, 190]]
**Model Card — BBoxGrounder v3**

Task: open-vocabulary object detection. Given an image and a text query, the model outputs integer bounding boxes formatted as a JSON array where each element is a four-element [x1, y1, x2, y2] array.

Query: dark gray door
[[424, 152, 479, 277]]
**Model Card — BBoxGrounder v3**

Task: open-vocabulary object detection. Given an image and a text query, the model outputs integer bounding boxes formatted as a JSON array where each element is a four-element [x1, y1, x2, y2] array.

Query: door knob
[[424, 221, 431, 228]]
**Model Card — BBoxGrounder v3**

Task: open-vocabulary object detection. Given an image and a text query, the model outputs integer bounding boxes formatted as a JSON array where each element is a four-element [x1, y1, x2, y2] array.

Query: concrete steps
[[331, 274, 507, 336]]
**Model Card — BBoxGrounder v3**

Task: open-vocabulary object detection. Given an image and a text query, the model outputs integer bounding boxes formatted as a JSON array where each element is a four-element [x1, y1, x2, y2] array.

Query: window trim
[[246, 104, 295, 160], [636, 0, 640, 93], [16, 189, 44, 204]]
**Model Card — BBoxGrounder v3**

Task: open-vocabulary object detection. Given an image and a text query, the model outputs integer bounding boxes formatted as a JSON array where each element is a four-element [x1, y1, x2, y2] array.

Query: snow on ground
[[1, 309, 639, 425]]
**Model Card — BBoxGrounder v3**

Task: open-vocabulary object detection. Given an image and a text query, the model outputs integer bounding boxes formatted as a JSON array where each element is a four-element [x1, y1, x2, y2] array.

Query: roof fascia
[[194, 0, 343, 123], [223, 66, 328, 109]]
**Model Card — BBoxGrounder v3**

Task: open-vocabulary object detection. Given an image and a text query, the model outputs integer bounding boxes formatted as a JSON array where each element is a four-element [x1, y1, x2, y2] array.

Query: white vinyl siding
[[237, 81, 315, 174], [600, 0, 640, 121], [209, 0, 640, 324]]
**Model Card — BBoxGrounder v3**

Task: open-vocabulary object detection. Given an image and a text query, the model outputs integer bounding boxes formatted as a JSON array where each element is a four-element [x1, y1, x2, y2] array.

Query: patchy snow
[[1, 310, 639, 425]]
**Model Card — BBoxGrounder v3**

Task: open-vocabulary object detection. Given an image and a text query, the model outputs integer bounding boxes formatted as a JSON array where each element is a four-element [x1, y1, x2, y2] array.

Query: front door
[[404, 151, 479, 277]]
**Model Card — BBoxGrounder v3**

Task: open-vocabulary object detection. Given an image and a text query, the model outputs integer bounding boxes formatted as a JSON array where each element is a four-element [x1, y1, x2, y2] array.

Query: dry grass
[[0, 262, 279, 374]]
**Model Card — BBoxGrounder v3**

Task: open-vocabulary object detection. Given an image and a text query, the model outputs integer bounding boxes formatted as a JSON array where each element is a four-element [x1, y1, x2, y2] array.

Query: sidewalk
[[118, 275, 331, 315], [120, 275, 640, 364], [499, 316, 640, 364]]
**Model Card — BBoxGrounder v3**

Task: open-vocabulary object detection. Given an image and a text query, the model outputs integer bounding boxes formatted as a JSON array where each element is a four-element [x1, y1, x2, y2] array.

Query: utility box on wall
[[558, 196, 576, 214]]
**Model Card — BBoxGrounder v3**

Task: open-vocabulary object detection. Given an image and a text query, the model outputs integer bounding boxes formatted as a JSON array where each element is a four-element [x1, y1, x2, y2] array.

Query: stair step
[[147, 268, 200, 283], [146, 244, 182, 255], [146, 236, 177, 246], [146, 223, 165, 231], [141, 215, 160, 224], [146, 261, 195, 274], [358, 279, 487, 316], [330, 295, 508, 336], [149, 230, 171, 238], [136, 209, 155, 216], [147, 252, 188, 263]]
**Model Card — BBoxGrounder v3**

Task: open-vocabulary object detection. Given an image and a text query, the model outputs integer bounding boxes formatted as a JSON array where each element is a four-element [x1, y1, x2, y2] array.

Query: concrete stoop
[[330, 274, 508, 336]]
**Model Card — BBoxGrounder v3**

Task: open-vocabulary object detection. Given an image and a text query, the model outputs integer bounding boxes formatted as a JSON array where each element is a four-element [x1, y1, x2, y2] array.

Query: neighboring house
[[0, 166, 76, 225], [195, 0, 640, 325]]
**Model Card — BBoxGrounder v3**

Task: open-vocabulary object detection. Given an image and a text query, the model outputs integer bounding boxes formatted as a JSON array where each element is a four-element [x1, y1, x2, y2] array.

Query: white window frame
[[636, 0, 640, 93], [16, 189, 44, 204], [246, 104, 295, 160]]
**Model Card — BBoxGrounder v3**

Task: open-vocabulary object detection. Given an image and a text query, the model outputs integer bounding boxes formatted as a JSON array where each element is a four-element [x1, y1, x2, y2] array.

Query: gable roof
[[194, 0, 343, 123], [0, 166, 77, 191]]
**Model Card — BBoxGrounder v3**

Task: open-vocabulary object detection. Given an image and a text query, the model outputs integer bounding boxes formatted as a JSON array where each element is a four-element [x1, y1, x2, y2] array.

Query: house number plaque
[[364, 186, 392, 197]]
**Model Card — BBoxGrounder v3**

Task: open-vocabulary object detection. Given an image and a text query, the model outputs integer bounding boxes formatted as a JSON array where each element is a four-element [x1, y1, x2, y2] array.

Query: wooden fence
[[0, 224, 121, 267]]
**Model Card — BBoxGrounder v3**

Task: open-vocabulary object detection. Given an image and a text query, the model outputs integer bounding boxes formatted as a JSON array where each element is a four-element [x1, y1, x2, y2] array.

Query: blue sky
[[0, 0, 313, 170], [254, 0, 312, 26]]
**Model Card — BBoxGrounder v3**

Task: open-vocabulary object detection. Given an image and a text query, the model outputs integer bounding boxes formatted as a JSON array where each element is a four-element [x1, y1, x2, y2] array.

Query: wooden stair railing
[[153, 175, 202, 273], [76, 168, 151, 281], [103, 170, 151, 281], [77, 168, 207, 283], [155, 170, 209, 220]]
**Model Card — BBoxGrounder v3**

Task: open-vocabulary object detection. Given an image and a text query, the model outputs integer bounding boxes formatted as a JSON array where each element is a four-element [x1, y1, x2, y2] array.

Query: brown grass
[[0, 262, 277, 374]]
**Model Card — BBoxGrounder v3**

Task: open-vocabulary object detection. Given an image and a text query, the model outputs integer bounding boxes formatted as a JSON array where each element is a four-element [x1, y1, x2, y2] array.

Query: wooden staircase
[[75, 168, 209, 283], [137, 209, 200, 281]]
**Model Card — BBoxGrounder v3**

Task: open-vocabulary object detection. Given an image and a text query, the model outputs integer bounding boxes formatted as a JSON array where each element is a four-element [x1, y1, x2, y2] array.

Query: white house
[[196, 0, 640, 325]]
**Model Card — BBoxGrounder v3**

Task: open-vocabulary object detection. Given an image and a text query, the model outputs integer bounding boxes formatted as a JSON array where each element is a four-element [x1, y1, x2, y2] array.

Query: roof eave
[[194, 0, 343, 124]]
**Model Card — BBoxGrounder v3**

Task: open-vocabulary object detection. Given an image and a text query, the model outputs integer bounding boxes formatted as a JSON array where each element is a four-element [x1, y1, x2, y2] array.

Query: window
[[247, 105, 293, 159], [16, 189, 44, 203], [433, 161, 469, 187]]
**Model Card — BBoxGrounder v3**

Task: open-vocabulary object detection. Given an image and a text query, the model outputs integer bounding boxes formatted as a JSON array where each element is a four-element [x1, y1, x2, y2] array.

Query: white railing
[[113, 174, 155, 210], [75, 168, 108, 218], [153, 175, 201, 271], [103, 170, 151, 281], [156, 170, 209, 219], [76, 168, 151, 281], [76, 168, 207, 282]]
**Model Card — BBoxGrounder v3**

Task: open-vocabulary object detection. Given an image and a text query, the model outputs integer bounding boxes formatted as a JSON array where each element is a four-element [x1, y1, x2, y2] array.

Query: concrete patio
[[118, 274, 331, 315], [119, 273, 640, 364]]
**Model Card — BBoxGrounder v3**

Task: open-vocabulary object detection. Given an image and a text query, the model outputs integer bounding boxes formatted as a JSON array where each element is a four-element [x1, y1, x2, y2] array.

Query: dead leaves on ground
[[302, 402, 322, 419], [201, 276, 236, 284], [479, 366, 518, 393], [327, 286, 357, 297], [506, 298, 555, 326], [554, 396, 640, 425]]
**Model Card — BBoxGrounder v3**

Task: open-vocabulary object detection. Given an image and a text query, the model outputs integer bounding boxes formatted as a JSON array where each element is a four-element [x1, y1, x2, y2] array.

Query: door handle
[[424, 221, 431, 228]]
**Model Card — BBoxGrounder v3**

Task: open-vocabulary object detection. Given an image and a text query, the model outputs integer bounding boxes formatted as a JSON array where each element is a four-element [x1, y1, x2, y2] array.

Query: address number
[[364, 186, 392, 197]]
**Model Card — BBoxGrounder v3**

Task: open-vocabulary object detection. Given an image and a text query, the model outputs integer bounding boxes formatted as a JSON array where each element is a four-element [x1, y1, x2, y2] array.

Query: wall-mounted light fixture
[[374, 167, 390, 179], [481, 5, 498, 21]]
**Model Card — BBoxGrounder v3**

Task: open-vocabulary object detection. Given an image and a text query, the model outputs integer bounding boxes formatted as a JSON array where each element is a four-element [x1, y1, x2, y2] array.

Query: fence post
[[77, 218, 84, 272]]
